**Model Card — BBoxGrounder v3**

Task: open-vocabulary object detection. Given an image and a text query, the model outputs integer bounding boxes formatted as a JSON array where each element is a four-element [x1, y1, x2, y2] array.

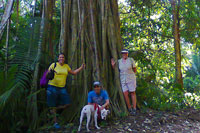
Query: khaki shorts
[[121, 81, 136, 92]]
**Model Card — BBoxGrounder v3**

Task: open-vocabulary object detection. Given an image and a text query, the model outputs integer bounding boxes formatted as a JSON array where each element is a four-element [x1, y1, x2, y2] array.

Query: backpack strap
[[129, 58, 134, 66], [129, 58, 136, 72]]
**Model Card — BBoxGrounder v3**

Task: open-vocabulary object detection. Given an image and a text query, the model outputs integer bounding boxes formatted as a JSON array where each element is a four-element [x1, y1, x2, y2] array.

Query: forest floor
[[41, 107, 200, 133]]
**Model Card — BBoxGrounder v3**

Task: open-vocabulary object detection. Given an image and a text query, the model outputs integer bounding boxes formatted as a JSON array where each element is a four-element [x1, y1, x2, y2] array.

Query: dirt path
[[41, 108, 200, 133]]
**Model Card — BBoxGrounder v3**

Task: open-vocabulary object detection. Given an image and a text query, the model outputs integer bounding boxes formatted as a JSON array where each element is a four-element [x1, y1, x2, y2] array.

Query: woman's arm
[[68, 64, 85, 75]]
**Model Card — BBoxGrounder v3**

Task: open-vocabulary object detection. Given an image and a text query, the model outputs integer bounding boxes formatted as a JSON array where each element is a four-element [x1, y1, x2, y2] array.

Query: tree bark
[[16, 0, 19, 30], [171, 0, 183, 88], [32, 0, 37, 17], [43, 0, 56, 59], [0, 0, 14, 40], [59, 0, 127, 121], [59, 0, 65, 53], [4, 19, 10, 79]]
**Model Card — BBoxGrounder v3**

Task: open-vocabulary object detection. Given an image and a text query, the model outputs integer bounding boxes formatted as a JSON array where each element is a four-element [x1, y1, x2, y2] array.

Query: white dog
[[78, 104, 110, 132]]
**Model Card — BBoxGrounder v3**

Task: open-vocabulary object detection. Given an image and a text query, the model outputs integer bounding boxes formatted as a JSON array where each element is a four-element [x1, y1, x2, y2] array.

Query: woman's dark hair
[[58, 53, 65, 57]]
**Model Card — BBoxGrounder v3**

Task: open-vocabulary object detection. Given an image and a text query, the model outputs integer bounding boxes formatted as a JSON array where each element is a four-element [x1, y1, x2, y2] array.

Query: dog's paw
[[96, 126, 101, 130], [87, 129, 90, 132], [78, 127, 81, 132]]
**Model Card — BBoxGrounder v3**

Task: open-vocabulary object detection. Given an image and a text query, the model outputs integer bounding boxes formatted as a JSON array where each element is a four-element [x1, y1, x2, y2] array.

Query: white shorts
[[121, 81, 136, 92]]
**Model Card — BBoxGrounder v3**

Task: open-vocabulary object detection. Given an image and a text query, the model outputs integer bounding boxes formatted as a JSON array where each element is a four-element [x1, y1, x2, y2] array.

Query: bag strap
[[53, 62, 57, 70], [129, 58, 135, 71]]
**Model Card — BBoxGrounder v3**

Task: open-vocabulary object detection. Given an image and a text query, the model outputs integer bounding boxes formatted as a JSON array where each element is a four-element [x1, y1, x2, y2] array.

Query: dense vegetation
[[119, 0, 200, 110], [0, 0, 199, 132]]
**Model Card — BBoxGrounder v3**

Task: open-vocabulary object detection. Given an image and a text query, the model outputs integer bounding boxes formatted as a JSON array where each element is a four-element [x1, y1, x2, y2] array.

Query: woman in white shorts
[[111, 49, 137, 115]]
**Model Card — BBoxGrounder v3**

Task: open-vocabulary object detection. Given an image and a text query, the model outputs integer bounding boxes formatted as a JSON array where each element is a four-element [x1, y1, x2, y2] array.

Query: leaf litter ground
[[40, 107, 200, 133]]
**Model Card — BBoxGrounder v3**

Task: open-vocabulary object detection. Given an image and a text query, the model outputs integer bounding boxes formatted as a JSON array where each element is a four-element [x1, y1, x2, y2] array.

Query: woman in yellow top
[[47, 53, 85, 129]]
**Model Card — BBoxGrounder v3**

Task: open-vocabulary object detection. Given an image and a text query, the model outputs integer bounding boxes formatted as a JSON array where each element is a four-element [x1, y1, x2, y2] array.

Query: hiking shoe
[[128, 108, 134, 115], [132, 108, 136, 115], [53, 123, 61, 129]]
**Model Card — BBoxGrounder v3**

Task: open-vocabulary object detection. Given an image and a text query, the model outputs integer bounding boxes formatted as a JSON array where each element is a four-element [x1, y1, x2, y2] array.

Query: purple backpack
[[40, 70, 49, 88]]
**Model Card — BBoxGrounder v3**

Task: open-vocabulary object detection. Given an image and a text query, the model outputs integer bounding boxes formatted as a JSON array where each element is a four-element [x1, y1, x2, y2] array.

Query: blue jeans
[[47, 85, 71, 107]]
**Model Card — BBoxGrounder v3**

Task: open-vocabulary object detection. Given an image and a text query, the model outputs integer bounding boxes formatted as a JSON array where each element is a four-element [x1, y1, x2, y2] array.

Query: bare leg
[[130, 91, 137, 109], [123, 91, 131, 109], [56, 104, 70, 110], [51, 104, 69, 123], [50, 108, 57, 123]]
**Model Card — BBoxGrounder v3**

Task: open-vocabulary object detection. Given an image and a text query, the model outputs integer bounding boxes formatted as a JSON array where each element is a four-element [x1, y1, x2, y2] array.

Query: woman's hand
[[111, 58, 116, 68], [81, 63, 86, 69], [133, 67, 137, 73], [69, 63, 85, 75]]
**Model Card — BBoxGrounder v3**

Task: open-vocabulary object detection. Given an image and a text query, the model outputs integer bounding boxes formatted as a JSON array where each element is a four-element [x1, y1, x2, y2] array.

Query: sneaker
[[132, 108, 136, 115], [128, 108, 134, 115], [53, 123, 61, 129]]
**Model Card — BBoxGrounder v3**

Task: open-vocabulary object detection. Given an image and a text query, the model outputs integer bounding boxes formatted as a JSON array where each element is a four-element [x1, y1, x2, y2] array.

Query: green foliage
[[184, 51, 200, 93], [0, 15, 49, 131], [136, 77, 199, 111], [0, 65, 32, 132], [118, 0, 200, 111], [0, 0, 200, 131], [184, 76, 200, 93]]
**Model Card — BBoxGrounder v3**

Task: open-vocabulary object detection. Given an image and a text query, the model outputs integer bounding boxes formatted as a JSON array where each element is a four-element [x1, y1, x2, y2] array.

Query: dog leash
[[94, 103, 101, 119]]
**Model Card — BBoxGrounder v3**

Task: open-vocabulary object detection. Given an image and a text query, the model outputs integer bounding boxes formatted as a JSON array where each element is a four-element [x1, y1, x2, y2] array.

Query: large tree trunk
[[59, 0, 65, 53], [43, 0, 56, 59], [59, 0, 127, 121], [0, 0, 14, 40], [171, 0, 183, 88]]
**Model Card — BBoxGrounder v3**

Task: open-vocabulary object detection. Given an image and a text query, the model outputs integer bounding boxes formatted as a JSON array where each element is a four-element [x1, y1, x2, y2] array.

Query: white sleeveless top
[[118, 57, 136, 83]]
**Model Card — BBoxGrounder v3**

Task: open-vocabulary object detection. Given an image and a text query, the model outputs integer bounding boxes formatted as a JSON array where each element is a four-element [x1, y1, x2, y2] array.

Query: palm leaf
[[0, 66, 32, 112], [0, 17, 47, 131]]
